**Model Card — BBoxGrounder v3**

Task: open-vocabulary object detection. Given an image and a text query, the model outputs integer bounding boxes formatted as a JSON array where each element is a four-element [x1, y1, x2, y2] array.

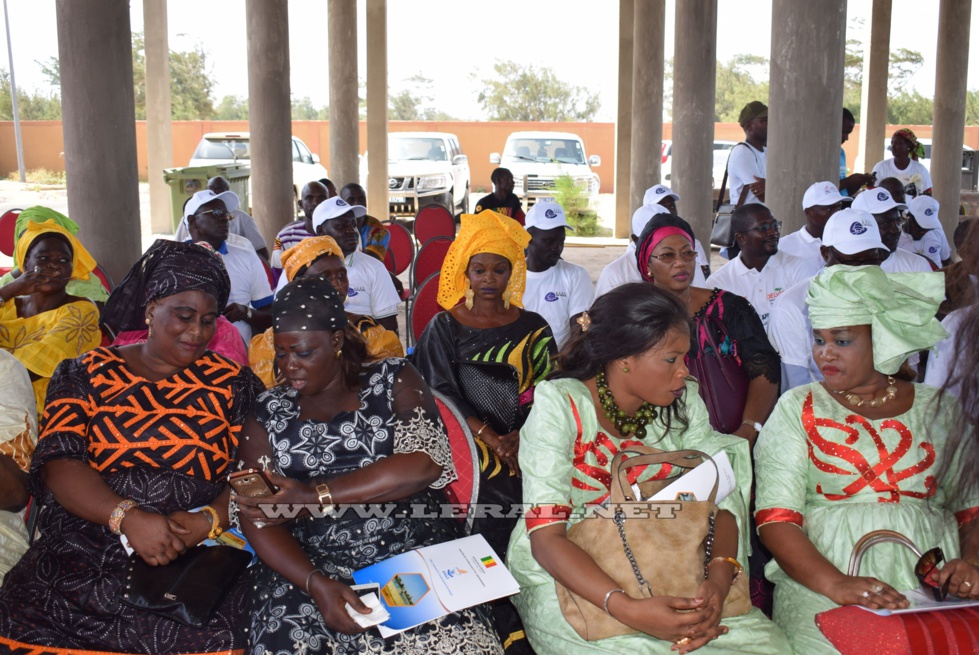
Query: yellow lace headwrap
[[15, 219, 96, 282], [437, 212, 531, 310], [281, 236, 344, 283]]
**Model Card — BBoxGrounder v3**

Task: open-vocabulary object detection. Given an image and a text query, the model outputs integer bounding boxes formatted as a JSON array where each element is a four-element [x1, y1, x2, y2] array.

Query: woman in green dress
[[755, 265, 979, 654], [507, 282, 789, 654]]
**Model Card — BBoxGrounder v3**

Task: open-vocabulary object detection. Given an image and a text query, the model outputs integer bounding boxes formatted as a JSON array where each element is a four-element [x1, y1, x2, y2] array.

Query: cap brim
[[829, 237, 888, 255]]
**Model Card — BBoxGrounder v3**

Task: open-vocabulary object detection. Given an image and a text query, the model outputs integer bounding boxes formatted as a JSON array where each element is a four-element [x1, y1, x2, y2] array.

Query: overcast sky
[[4, 0, 979, 122]]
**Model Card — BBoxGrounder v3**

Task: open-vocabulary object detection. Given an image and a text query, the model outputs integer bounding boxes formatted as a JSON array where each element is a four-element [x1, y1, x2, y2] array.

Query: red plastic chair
[[383, 248, 397, 274], [92, 263, 115, 293], [434, 390, 479, 535], [410, 236, 453, 294], [384, 219, 415, 277], [413, 204, 455, 244], [408, 271, 442, 346], [0, 209, 22, 257]]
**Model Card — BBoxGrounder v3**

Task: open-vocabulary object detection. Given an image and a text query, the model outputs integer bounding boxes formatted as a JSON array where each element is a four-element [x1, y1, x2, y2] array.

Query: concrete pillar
[[143, 0, 172, 235], [246, 0, 293, 249], [329, 0, 359, 188], [767, 0, 846, 231], [614, 0, 634, 238], [855, 0, 891, 173], [932, 0, 972, 250], [56, 0, 140, 284], [672, 0, 717, 244], [366, 0, 388, 218], [629, 0, 665, 214]]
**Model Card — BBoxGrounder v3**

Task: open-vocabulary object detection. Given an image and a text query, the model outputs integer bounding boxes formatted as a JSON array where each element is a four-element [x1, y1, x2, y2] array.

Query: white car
[[189, 132, 329, 205], [646, 139, 736, 190], [361, 132, 470, 218], [490, 131, 600, 207]]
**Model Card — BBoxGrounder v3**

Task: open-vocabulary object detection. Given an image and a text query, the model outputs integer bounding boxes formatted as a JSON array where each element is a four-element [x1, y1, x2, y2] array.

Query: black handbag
[[710, 143, 749, 248], [121, 545, 252, 627]]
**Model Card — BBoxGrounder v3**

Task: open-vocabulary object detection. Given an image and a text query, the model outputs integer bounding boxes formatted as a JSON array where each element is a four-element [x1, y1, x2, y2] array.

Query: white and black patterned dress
[[244, 358, 503, 655]]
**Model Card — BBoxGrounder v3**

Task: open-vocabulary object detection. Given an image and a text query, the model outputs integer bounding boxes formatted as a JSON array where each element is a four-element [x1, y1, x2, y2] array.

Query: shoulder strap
[[716, 142, 748, 212]]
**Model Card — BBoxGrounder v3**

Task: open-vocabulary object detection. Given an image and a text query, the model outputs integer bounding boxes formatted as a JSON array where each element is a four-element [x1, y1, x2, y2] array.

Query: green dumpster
[[162, 163, 251, 231]]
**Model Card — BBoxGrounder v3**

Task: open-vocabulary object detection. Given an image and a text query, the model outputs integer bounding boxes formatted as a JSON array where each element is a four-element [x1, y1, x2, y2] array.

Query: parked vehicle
[[489, 131, 600, 208], [659, 139, 738, 190], [878, 138, 977, 191]]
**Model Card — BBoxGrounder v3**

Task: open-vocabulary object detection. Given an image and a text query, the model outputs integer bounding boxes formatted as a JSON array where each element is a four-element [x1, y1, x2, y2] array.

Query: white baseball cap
[[183, 189, 239, 220], [631, 204, 672, 237], [643, 184, 681, 206], [852, 188, 908, 215], [822, 208, 888, 255], [802, 181, 847, 210], [312, 196, 366, 232], [908, 196, 942, 229], [525, 200, 574, 231]]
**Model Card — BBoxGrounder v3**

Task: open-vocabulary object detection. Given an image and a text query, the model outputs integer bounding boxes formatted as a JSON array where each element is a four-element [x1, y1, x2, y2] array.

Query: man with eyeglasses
[[175, 176, 270, 262], [851, 188, 932, 273], [706, 204, 819, 328], [778, 181, 848, 270], [767, 209, 890, 390], [184, 189, 274, 342]]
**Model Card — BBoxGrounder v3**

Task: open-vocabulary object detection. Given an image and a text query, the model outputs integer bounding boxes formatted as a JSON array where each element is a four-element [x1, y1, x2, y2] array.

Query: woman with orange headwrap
[[0, 220, 101, 414], [248, 236, 403, 388], [412, 211, 556, 654]]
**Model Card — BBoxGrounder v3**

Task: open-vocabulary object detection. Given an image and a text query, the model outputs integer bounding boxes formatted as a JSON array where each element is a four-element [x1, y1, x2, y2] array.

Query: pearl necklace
[[833, 376, 898, 408], [596, 370, 657, 439]]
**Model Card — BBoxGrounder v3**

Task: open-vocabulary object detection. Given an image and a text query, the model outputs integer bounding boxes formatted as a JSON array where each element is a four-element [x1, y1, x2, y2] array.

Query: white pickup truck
[[490, 131, 601, 208]]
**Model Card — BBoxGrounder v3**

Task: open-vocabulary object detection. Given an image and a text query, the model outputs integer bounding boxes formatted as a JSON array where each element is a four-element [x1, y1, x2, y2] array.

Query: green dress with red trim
[[754, 382, 977, 654], [506, 377, 790, 654]]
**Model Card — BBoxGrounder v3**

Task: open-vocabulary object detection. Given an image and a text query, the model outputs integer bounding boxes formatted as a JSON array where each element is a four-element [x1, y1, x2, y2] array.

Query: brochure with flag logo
[[352, 534, 520, 637]]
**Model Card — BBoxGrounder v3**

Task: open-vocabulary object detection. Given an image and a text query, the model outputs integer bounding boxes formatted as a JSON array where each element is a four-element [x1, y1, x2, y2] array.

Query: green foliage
[[214, 95, 249, 120], [0, 69, 62, 120], [292, 96, 328, 120], [388, 74, 456, 121], [477, 60, 600, 122], [887, 91, 935, 125], [714, 55, 769, 122], [553, 175, 610, 237]]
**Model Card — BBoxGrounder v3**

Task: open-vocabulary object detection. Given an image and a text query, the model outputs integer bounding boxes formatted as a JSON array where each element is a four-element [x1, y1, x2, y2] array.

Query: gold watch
[[316, 483, 337, 517]]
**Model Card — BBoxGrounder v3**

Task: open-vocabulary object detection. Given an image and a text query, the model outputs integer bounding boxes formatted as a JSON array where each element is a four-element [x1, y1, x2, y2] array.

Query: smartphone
[[228, 468, 277, 498]]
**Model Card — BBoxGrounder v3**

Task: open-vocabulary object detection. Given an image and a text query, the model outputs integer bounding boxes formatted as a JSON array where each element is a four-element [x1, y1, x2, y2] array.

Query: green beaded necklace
[[596, 369, 658, 439]]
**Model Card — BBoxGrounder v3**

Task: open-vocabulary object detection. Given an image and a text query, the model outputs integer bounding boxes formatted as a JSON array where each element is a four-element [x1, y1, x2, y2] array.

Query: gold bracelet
[[316, 483, 337, 516], [200, 505, 223, 540], [476, 422, 489, 438], [708, 556, 744, 585]]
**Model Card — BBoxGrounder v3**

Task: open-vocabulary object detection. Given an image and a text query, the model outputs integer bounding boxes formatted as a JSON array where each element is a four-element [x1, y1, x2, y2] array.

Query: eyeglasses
[[196, 208, 234, 221], [649, 250, 697, 265], [915, 546, 950, 602], [743, 221, 783, 234]]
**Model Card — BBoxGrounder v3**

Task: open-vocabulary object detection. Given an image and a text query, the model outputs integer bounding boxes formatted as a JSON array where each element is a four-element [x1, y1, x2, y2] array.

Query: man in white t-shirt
[[778, 181, 847, 269], [522, 201, 593, 349], [594, 204, 706, 298], [175, 176, 269, 261], [727, 101, 768, 206], [852, 188, 932, 273], [643, 184, 711, 278], [706, 204, 820, 328], [311, 197, 401, 333], [898, 195, 950, 268], [767, 209, 888, 390]]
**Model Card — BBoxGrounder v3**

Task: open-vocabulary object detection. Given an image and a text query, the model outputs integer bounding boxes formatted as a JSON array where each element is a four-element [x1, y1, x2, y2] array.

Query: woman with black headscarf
[[0, 240, 264, 655]]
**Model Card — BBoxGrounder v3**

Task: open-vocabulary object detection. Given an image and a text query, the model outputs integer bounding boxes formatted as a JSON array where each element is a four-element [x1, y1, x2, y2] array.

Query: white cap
[[525, 200, 574, 230], [802, 181, 847, 210], [312, 196, 366, 232], [852, 188, 908, 215], [908, 196, 941, 229], [822, 208, 888, 255], [643, 184, 681, 206], [183, 189, 239, 220], [631, 204, 672, 237]]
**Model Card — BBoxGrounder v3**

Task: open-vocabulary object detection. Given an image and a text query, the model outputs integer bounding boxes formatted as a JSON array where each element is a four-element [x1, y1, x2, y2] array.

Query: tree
[[0, 69, 62, 120], [714, 55, 769, 122], [214, 95, 249, 120], [292, 96, 328, 120], [388, 74, 456, 121], [477, 60, 600, 122]]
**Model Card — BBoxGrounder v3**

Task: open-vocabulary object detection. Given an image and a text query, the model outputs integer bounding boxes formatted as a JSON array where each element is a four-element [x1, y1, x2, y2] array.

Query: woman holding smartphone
[[233, 276, 502, 654]]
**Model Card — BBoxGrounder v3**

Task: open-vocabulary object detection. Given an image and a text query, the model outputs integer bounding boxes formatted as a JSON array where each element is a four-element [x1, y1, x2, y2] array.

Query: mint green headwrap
[[15, 206, 79, 239], [806, 266, 947, 375]]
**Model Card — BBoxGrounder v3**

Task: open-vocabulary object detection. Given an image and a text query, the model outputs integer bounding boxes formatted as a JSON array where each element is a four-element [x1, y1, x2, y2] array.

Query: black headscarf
[[273, 276, 347, 333], [103, 240, 232, 332]]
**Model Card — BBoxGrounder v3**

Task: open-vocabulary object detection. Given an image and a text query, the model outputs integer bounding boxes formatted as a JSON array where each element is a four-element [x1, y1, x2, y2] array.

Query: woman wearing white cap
[[898, 195, 951, 268]]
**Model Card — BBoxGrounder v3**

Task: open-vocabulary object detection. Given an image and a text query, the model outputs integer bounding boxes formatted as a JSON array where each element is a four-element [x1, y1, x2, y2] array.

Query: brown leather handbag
[[555, 446, 751, 641]]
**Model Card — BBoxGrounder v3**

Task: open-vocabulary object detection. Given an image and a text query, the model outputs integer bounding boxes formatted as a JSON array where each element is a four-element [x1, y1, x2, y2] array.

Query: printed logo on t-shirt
[[928, 246, 938, 253], [347, 288, 359, 296], [877, 191, 888, 201], [544, 208, 558, 219], [544, 292, 560, 302], [850, 221, 868, 235]]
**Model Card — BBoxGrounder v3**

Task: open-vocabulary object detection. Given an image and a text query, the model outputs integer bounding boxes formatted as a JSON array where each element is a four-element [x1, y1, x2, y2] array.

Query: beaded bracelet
[[199, 505, 223, 540], [109, 499, 138, 535]]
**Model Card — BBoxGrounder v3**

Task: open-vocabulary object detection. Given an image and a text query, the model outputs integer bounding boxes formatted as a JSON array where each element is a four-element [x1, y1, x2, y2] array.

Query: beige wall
[[3, 120, 978, 193]]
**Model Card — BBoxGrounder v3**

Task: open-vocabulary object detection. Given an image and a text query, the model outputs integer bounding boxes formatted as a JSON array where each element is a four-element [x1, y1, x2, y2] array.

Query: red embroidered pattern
[[802, 391, 936, 503], [525, 504, 573, 532], [955, 507, 979, 527], [755, 508, 804, 527]]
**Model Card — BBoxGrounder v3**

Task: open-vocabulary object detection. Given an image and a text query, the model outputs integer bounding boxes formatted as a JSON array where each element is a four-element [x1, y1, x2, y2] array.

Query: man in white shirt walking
[[522, 201, 593, 349], [852, 188, 932, 273], [778, 181, 847, 269]]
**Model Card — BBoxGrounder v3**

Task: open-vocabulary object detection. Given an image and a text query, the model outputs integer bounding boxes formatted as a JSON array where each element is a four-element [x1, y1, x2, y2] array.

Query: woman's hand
[[167, 510, 211, 548], [936, 559, 979, 600], [234, 470, 313, 528], [607, 593, 726, 651], [4, 266, 65, 297], [308, 573, 371, 635], [121, 509, 191, 566], [480, 429, 520, 475], [827, 575, 908, 610]]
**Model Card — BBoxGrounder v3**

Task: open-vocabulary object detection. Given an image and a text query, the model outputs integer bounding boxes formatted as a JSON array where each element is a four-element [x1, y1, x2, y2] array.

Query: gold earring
[[622, 364, 630, 374], [502, 288, 512, 310], [335, 348, 342, 359], [464, 281, 475, 310]]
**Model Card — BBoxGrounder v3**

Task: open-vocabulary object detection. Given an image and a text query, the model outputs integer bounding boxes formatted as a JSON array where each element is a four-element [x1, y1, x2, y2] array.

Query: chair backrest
[[414, 204, 455, 244], [433, 390, 479, 535], [383, 248, 397, 274], [0, 209, 22, 257], [409, 270, 442, 344], [92, 263, 115, 293], [410, 236, 453, 292], [384, 219, 414, 276]]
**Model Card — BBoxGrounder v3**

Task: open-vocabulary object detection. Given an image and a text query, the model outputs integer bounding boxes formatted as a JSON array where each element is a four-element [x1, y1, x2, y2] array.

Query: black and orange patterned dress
[[0, 347, 263, 655]]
